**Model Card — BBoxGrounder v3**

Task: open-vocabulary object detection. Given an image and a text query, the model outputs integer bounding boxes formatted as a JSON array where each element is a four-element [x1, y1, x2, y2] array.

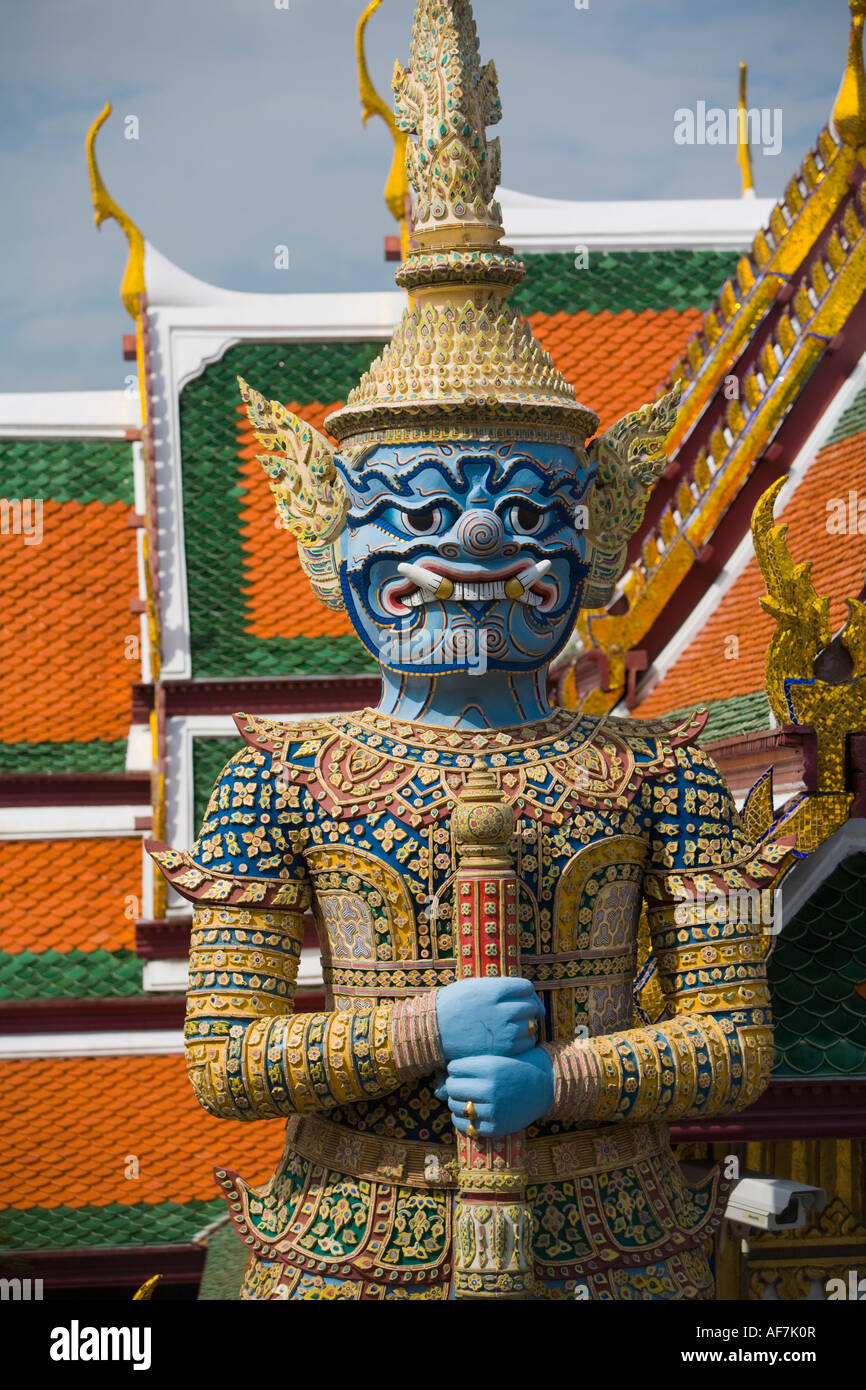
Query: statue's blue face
[[334, 442, 595, 676]]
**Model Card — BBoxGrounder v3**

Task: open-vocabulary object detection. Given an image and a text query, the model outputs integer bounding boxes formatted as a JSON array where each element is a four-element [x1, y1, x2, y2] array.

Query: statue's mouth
[[381, 557, 559, 615]]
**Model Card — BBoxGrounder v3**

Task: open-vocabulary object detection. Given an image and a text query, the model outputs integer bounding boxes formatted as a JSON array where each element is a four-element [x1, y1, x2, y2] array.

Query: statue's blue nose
[[455, 509, 504, 557]]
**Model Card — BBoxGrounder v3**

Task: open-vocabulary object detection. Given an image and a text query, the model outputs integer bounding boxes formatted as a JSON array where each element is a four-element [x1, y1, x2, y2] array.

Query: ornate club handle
[[450, 758, 535, 1300]]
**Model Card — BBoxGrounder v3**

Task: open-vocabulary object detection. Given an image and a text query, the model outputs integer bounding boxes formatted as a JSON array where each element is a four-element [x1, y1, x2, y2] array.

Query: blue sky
[[0, 0, 852, 391]]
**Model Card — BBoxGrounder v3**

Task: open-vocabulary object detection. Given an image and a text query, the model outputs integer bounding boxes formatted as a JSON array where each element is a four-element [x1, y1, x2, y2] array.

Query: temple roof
[[559, 116, 866, 727]]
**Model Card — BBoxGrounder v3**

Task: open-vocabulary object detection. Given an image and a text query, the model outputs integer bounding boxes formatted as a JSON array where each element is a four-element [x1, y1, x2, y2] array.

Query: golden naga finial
[[86, 103, 146, 320], [132, 1274, 160, 1301], [737, 62, 756, 197], [356, 0, 411, 258], [753, 478, 866, 796], [752, 477, 833, 723], [832, 0, 866, 149]]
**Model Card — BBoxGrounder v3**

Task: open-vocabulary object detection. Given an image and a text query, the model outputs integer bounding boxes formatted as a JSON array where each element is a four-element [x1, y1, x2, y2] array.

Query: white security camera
[[724, 1173, 827, 1233]]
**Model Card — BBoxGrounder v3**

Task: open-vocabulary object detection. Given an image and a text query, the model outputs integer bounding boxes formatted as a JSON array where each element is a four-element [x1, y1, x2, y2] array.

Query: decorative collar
[[233, 706, 707, 827]]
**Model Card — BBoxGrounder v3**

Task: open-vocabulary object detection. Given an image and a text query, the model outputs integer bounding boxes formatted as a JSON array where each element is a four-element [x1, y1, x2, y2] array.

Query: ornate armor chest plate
[[220, 705, 707, 1045]]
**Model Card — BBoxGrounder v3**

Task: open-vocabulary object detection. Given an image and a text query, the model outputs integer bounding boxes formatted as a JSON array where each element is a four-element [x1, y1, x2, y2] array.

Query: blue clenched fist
[[435, 976, 544, 1062], [437, 1051, 555, 1138]]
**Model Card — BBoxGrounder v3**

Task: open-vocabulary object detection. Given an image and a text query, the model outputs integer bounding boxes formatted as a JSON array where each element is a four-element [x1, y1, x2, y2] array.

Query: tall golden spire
[[326, 0, 598, 463], [833, 0, 866, 149], [86, 103, 145, 321], [737, 62, 756, 197], [356, 0, 411, 259]]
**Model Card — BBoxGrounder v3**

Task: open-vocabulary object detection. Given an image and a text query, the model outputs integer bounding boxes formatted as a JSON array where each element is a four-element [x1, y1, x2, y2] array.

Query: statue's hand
[[437, 1051, 555, 1138], [435, 977, 544, 1062]]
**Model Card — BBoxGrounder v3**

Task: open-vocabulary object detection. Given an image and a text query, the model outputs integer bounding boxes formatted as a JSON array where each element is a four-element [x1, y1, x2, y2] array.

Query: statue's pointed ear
[[582, 383, 681, 610], [238, 378, 348, 611], [238, 377, 348, 547]]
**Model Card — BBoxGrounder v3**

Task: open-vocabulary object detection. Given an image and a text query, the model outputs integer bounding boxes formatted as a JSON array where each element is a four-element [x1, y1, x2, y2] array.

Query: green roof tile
[[827, 383, 866, 445], [0, 1199, 224, 1251], [770, 852, 866, 1077], [197, 1219, 248, 1301], [194, 737, 242, 830], [641, 691, 772, 746], [0, 741, 128, 773], [0, 949, 143, 1000], [0, 438, 134, 506], [512, 250, 740, 317]]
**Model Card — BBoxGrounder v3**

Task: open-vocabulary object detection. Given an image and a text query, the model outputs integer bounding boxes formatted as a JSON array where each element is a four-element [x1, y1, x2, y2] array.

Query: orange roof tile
[[636, 429, 866, 716], [1, 1056, 282, 1208], [528, 309, 703, 434], [0, 838, 141, 954], [0, 500, 139, 744]]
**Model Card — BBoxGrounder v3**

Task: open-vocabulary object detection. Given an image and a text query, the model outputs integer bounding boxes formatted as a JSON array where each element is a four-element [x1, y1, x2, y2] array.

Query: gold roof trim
[[569, 31, 866, 712], [667, 125, 851, 459], [574, 175, 866, 712], [669, 6, 866, 453]]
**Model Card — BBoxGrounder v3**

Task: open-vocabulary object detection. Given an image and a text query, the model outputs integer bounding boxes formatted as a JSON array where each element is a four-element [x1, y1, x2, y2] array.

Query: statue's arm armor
[[544, 742, 793, 1126], [148, 748, 439, 1121]]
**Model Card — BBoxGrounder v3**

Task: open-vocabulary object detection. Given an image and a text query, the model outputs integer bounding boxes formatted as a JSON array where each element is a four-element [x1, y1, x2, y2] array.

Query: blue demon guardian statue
[[149, 0, 793, 1300]]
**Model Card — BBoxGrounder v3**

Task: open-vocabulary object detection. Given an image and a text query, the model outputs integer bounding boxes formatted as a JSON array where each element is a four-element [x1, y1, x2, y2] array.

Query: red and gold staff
[[441, 758, 542, 1300]]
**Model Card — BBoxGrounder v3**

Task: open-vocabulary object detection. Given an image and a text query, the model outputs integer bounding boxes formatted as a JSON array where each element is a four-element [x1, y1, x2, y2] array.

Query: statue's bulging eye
[[402, 506, 443, 536], [507, 504, 545, 536]]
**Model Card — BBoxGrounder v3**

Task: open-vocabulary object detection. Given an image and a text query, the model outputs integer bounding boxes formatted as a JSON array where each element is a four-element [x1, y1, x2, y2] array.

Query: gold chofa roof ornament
[[833, 0, 866, 149], [325, 0, 599, 462]]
